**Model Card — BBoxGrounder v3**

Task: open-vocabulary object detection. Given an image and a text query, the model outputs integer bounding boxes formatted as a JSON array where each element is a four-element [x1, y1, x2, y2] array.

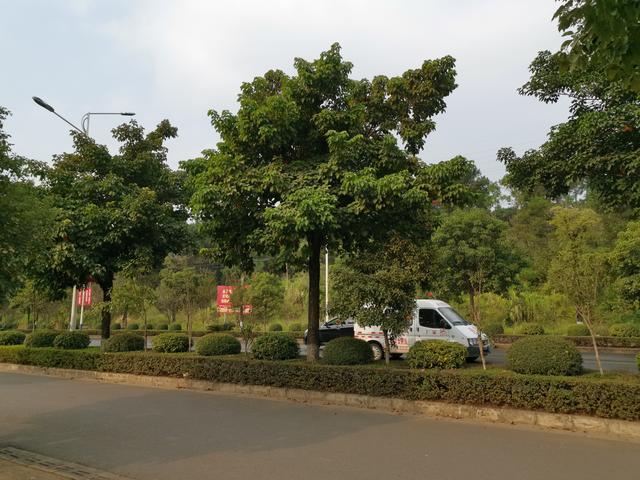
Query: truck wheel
[[369, 341, 383, 361]]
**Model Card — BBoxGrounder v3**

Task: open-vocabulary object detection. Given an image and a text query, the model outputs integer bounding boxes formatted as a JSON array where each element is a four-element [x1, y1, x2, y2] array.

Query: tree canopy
[[41, 121, 189, 338], [185, 43, 458, 360]]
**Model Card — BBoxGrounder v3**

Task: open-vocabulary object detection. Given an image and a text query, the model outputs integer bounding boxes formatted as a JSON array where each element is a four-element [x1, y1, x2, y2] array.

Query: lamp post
[[32, 96, 135, 330]]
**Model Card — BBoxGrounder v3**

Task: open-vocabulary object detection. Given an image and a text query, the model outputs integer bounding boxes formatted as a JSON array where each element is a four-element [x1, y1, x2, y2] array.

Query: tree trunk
[[583, 311, 603, 375], [383, 329, 391, 365], [306, 232, 321, 361], [469, 288, 486, 370], [187, 310, 193, 352], [143, 308, 148, 352], [100, 274, 114, 339], [121, 309, 128, 328]]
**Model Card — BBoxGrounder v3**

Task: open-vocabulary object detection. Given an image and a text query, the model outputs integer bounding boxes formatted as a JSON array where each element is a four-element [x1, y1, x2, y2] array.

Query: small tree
[[111, 273, 156, 350], [248, 272, 283, 331], [432, 209, 521, 369], [548, 207, 609, 375], [332, 237, 426, 365], [159, 255, 212, 350], [229, 279, 254, 355]]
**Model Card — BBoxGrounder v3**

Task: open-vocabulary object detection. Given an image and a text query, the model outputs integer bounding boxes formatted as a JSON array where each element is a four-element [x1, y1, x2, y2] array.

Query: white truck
[[354, 299, 490, 361]]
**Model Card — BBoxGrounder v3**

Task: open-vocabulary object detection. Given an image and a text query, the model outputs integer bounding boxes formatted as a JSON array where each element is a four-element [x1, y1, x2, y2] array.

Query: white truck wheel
[[369, 341, 383, 361]]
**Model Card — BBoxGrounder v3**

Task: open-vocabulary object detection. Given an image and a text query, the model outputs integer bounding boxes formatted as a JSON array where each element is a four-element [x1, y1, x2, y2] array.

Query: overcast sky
[[1, 0, 569, 180]]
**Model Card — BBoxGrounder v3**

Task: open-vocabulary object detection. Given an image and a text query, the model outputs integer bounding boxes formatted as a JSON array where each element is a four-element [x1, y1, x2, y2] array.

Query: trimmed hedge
[[323, 337, 372, 365], [169, 323, 182, 331], [24, 331, 59, 348], [251, 333, 298, 360], [195, 334, 241, 356], [157, 323, 169, 331], [268, 323, 283, 332], [406, 341, 467, 369], [0, 331, 26, 346], [127, 323, 139, 330], [610, 323, 640, 338], [492, 334, 640, 348], [53, 331, 90, 349], [566, 324, 590, 337], [153, 333, 189, 353], [102, 332, 145, 352], [483, 323, 504, 337], [1, 346, 639, 421], [112, 323, 122, 330], [207, 323, 233, 332], [507, 336, 582, 376], [515, 323, 545, 335]]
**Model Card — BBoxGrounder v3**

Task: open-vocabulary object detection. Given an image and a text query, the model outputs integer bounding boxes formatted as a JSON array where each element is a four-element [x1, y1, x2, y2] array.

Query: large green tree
[[0, 107, 54, 302], [432, 208, 522, 369], [554, 0, 640, 91], [610, 220, 640, 309], [185, 44, 457, 360], [499, 50, 640, 211], [42, 121, 189, 339]]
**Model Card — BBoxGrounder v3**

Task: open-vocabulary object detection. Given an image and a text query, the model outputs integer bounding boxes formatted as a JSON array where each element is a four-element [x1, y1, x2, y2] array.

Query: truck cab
[[354, 299, 490, 361]]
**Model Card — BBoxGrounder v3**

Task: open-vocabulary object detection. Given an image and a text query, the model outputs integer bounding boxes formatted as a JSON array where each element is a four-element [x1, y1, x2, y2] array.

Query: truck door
[[417, 308, 451, 342]]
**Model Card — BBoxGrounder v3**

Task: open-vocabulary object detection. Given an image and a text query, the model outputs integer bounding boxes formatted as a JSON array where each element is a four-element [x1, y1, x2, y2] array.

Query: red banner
[[216, 285, 251, 314], [76, 284, 92, 307]]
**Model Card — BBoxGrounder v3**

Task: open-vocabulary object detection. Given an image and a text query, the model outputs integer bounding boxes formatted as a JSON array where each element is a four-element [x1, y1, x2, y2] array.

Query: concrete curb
[[2, 363, 639, 442]]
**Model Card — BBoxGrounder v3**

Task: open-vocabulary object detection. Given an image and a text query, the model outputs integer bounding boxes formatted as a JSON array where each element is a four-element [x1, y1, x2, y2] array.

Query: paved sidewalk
[[0, 458, 65, 479]]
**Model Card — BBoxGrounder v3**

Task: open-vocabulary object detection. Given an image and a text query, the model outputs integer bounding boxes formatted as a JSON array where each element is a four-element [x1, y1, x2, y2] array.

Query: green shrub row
[[493, 334, 640, 348], [323, 337, 372, 365], [507, 336, 583, 376], [610, 323, 640, 338], [0, 331, 26, 345], [1, 346, 639, 421], [406, 341, 467, 369]]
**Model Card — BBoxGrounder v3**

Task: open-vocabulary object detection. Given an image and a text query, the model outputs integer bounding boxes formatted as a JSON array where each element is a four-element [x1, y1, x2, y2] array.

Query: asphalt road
[[1, 372, 639, 480]]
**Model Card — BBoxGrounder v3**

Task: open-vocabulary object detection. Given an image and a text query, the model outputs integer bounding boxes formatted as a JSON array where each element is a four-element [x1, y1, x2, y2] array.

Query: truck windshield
[[438, 307, 469, 326]]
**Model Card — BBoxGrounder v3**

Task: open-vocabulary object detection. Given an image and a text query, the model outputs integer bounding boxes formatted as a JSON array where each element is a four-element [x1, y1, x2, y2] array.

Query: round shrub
[[102, 332, 145, 352], [268, 323, 283, 332], [0, 331, 26, 346], [24, 331, 59, 348], [112, 323, 122, 330], [507, 336, 582, 376], [594, 325, 610, 336], [288, 322, 303, 332], [251, 333, 298, 360], [406, 340, 467, 369], [157, 323, 169, 330], [53, 331, 90, 349], [206, 323, 234, 332], [323, 337, 372, 365], [515, 323, 545, 335], [169, 323, 182, 331], [609, 323, 640, 338], [566, 324, 590, 336], [127, 323, 139, 330], [152, 333, 189, 353], [196, 334, 241, 356], [145, 324, 154, 330], [483, 323, 504, 337]]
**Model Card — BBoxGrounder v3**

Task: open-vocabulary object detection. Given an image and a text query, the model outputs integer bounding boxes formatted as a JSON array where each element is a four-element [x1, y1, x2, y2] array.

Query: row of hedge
[[493, 334, 640, 349], [1, 346, 638, 421]]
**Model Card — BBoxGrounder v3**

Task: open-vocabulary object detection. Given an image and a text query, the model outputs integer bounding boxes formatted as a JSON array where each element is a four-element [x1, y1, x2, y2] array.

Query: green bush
[[515, 323, 545, 335], [157, 323, 169, 330], [102, 332, 145, 352], [0, 331, 26, 345], [323, 337, 372, 365], [406, 341, 467, 369], [251, 333, 298, 360], [169, 323, 182, 331], [483, 323, 504, 337], [609, 323, 640, 338], [24, 331, 59, 348], [152, 333, 189, 353], [3, 346, 638, 421], [127, 323, 139, 330], [594, 325, 610, 336], [196, 334, 241, 356], [53, 331, 90, 349], [288, 322, 303, 332], [567, 324, 590, 336], [507, 336, 582, 376], [112, 323, 122, 330], [145, 324, 154, 330], [268, 323, 283, 332]]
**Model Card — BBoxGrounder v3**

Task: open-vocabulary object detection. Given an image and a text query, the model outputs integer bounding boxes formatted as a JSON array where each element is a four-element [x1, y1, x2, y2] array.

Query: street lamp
[[32, 96, 136, 136]]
